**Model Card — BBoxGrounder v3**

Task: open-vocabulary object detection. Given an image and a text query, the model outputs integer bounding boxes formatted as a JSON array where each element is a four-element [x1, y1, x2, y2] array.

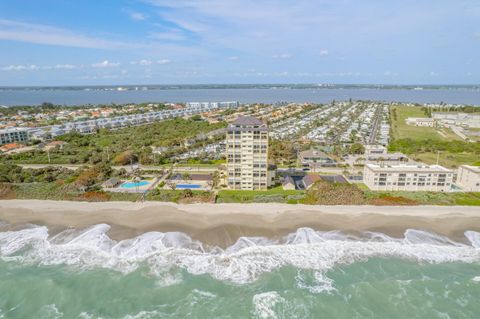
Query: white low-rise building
[[365, 145, 387, 156], [433, 112, 480, 128], [364, 163, 453, 192], [405, 117, 436, 127], [0, 127, 30, 145], [456, 165, 480, 192]]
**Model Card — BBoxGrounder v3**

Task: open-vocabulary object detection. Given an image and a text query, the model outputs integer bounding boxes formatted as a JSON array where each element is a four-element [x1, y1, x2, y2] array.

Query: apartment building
[[186, 101, 239, 109], [364, 163, 453, 192], [226, 116, 269, 190], [364, 145, 408, 164], [298, 149, 336, 168], [364, 145, 388, 156], [432, 112, 480, 129], [0, 127, 30, 145], [456, 165, 480, 192]]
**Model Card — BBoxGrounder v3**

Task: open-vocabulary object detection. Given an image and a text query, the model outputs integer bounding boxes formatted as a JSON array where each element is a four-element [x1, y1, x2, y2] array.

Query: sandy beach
[[1, 200, 480, 246]]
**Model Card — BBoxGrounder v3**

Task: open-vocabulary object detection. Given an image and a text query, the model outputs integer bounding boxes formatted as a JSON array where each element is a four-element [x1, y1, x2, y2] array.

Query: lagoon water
[[1, 224, 479, 318], [1, 87, 480, 106]]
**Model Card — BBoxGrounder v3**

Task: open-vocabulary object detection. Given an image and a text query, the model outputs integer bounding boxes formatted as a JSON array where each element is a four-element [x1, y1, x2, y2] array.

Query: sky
[[0, 0, 479, 86]]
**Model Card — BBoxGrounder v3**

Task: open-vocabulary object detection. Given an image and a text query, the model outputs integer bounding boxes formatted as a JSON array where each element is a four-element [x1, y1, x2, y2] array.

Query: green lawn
[[390, 105, 460, 141], [413, 152, 480, 168], [216, 186, 305, 203], [13, 183, 73, 200], [146, 189, 213, 203]]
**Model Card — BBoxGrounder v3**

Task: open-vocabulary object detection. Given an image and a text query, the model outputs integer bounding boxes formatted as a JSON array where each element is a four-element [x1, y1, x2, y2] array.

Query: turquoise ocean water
[[1, 224, 479, 318]]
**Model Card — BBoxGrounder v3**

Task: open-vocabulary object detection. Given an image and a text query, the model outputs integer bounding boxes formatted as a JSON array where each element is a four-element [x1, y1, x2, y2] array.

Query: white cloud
[[157, 59, 171, 64], [272, 53, 292, 59], [384, 71, 398, 76], [0, 19, 130, 49], [149, 31, 186, 41], [1, 64, 38, 71], [144, 0, 456, 63], [54, 64, 77, 69], [129, 12, 146, 21], [228, 56, 239, 60], [91, 60, 121, 68], [131, 59, 153, 66]]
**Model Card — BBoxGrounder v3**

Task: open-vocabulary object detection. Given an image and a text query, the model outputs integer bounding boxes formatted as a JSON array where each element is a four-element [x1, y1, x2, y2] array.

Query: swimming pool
[[175, 184, 202, 189], [120, 181, 149, 188]]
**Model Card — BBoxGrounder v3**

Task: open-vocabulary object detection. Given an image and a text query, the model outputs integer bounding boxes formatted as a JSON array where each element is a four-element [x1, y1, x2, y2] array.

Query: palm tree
[[211, 171, 220, 188]]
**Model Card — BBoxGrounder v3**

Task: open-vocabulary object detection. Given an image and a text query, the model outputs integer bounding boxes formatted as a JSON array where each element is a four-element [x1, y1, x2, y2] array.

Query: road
[[368, 104, 383, 145]]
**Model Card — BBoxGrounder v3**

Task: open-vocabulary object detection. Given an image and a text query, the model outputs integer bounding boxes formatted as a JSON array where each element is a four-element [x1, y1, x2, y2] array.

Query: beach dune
[[1, 200, 479, 247]]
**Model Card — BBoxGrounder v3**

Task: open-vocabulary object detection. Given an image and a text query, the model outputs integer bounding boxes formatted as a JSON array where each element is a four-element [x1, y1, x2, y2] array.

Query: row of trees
[[0, 164, 75, 184], [0, 162, 129, 193]]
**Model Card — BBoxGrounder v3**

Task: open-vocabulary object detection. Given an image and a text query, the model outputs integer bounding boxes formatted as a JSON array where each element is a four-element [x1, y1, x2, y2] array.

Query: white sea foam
[[465, 231, 480, 248], [296, 270, 336, 294], [0, 225, 479, 284], [252, 291, 284, 319], [37, 304, 63, 319], [121, 310, 163, 319]]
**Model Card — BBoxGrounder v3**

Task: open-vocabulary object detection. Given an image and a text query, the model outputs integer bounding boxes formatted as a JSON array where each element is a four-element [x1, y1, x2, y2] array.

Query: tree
[[349, 143, 365, 155], [181, 189, 193, 198], [167, 181, 176, 190], [211, 171, 220, 188], [113, 150, 137, 165]]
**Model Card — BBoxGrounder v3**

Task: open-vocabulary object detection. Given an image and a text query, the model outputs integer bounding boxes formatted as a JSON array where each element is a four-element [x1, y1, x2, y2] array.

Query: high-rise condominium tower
[[226, 116, 269, 190]]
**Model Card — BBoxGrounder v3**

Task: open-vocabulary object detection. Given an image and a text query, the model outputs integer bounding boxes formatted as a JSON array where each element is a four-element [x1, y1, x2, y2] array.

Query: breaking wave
[[0, 224, 479, 284]]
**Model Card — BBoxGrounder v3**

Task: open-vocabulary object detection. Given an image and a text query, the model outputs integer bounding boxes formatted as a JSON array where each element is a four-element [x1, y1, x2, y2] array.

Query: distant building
[[456, 165, 480, 192], [405, 117, 436, 127], [364, 145, 387, 156], [187, 101, 239, 109], [432, 112, 480, 128], [363, 163, 453, 192], [298, 149, 336, 168], [103, 178, 122, 188], [364, 145, 408, 164], [226, 116, 269, 190], [0, 127, 30, 145]]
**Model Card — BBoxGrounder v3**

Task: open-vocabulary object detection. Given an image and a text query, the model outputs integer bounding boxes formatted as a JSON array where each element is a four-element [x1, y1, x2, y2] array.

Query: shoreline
[[1, 200, 480, 247]]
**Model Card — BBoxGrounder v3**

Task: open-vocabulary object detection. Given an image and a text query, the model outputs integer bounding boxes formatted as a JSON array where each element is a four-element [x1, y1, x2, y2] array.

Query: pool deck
[[163, 179, 212, 191], [105, 179, 155, 193]]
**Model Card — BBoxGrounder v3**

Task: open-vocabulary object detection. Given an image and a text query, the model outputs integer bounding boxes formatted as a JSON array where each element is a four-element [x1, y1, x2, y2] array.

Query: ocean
[[1, 86, 480, 106], [1, 224, 479, 318]]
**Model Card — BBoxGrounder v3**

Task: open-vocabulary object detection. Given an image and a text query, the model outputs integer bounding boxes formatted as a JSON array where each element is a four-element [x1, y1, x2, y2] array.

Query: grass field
[[361, 188, 480, 206], [146, 189, 214, 203], [413, 152, 480, 168], [10, 182, 140, 201], [216, 186, 305, 203], [389, 105, 461, 141]]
